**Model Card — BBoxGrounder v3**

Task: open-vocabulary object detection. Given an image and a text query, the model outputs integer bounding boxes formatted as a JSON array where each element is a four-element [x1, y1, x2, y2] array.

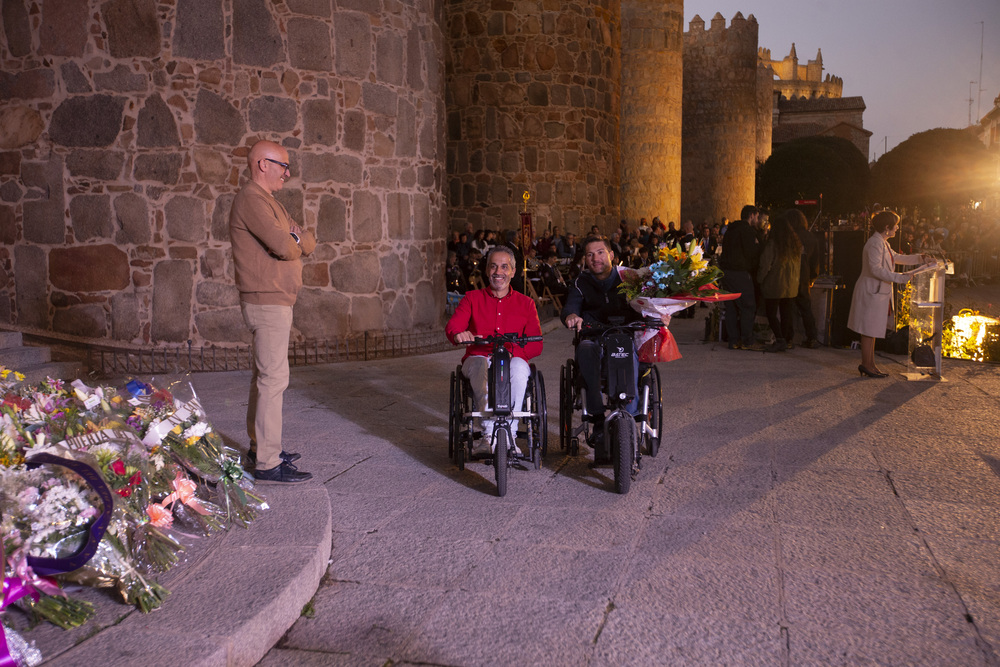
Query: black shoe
[[253, 461, 313, 484], [764, 339, 787, 353], [801, 339, 820, 349], [728, 342, 743, 350], [247, 448, 302, 467]]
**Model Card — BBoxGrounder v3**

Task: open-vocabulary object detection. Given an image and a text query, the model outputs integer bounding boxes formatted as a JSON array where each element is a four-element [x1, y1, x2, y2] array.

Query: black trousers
[[721, 270, 756, 346], [793, 285, 818, 341]]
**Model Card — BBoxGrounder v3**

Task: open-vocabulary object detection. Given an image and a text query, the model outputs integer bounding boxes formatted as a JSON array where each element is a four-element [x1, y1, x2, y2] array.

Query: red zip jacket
[[445, 287, 543, 362]]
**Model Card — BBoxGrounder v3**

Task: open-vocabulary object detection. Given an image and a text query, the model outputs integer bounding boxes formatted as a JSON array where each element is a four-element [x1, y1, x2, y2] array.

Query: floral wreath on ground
[[0, 368, 267, 665]]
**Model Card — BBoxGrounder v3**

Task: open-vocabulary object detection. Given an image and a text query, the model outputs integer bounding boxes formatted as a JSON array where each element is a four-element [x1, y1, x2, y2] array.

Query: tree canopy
[[870, 128, 995, 209], [756, 136, 870, 215]]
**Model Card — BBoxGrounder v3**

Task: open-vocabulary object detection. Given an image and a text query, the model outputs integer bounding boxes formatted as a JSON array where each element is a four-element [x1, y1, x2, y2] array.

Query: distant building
[[762, 44, 871, 160], [977, 92, 1000, 211]]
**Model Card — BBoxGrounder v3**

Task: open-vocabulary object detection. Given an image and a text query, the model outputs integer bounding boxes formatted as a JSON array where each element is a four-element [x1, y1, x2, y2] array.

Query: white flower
[[182, 421, 211, 440]]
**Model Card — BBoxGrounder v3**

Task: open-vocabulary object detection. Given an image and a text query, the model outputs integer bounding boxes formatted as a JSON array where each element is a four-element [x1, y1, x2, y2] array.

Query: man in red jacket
[[230, 140, 316, 484], [446, 246, 543, 452]]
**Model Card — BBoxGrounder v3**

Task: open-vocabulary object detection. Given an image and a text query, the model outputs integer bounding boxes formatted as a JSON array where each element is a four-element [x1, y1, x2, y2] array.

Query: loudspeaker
[[829, 230, 865, 347]]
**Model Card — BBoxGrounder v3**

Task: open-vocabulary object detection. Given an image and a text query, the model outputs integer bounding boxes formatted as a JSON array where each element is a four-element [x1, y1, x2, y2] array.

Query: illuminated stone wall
[[620, 0, 683, 226], [682, 12, 760, 226], [444, 0, 621, 237], [0, 0, 446, 345]]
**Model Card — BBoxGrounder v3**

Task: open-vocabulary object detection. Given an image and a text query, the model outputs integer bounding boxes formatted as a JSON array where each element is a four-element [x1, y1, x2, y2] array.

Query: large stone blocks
[[101, 0, 160, 58], [50, 96, 125, 147], [288, 18, 333, 71], [70, 195, 114, 241], [173, 0, 225, 60], [165, 197, 207, 243], [151, 260, 193, 342], [138, 94, 181, 147], [3, 0, 446, 346], [49, 245, 130, 292], [232, 0, 283, 67], [195, 90, 246, 146]]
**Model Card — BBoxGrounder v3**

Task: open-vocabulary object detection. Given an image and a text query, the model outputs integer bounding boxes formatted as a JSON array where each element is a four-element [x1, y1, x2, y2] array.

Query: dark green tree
[[870, 128, 995, 208], [757, 136, 870, 214]]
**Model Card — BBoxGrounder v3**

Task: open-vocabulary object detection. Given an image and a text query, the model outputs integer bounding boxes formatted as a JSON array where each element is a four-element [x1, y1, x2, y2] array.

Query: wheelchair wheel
[[533, 367, 547, 461], [644, 365, 663, 458], [559, 362, 573, 453], [494, 427, 508, 497], [448, 369, 458, 459], [609, 414, 636, 495], [456, 372, 472, 471]]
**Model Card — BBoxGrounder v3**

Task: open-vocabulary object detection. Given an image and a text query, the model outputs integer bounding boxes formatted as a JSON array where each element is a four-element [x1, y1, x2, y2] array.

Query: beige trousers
[[241, 303, 292, 471]]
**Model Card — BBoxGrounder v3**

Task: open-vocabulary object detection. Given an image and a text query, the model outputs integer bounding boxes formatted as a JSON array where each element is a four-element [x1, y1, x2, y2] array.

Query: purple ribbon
[[24, 453, 114, 577], [1, 542, 40, 667]]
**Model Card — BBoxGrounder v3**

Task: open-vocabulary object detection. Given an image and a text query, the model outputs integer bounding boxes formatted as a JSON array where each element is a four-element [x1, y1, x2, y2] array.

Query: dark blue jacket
[[561, 270, 641, 327]]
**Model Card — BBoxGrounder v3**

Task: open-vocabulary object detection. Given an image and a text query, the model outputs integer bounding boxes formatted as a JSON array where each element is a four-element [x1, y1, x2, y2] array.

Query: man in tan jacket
[[230, 140, 316, 483]]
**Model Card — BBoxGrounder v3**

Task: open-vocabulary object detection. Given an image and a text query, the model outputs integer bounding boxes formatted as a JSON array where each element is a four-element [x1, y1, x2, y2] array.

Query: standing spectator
[[757, 215, 802, 352], [719, 205, 762, 350], [470, 229, 490, 255], [229, 140, 314, 483], [787, 209, 821, 348]]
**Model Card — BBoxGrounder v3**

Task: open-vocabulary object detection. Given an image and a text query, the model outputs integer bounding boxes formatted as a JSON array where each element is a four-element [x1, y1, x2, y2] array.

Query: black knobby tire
[[610, 415, 634, 495], [646, 365, 662, 458], [535, 369, 548, 460], [448, 371, 457, 459], [559, 363, 571, 452], [495, 428, 508, 497]]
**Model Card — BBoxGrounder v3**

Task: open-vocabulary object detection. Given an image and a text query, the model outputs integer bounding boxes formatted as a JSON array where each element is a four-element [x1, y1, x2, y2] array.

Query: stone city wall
[[619, 0, 683, 227], [445, 0, 621, 237], [681, 12, 759, 226], [0, 0, 447, 347]]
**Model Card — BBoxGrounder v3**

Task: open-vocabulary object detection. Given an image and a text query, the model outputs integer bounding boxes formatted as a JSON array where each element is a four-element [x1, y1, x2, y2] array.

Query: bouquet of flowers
[[618, 242, 739, 362]]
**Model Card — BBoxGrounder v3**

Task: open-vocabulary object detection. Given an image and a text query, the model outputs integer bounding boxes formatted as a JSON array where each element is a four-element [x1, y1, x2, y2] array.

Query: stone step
[[17, 360, 87, 387], [0, 331, 23, 349], [0, 345, 50, 369]]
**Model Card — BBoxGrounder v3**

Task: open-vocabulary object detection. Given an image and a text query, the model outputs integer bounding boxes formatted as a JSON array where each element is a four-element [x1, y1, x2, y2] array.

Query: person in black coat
[[718, 205, 762, 350], [787, 209, 821, 348]]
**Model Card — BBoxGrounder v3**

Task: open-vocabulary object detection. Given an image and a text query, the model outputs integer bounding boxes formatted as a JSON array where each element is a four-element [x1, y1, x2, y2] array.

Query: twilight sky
[[685, 0, 1000, 161]]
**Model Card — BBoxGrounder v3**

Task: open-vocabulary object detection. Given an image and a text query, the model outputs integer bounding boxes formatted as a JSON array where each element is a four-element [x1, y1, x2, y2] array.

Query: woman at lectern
[[847, 210, 930, 378]]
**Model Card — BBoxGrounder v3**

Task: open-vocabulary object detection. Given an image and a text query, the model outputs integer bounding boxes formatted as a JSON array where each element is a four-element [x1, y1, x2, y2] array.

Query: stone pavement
[[27, 314, 1000, 665]]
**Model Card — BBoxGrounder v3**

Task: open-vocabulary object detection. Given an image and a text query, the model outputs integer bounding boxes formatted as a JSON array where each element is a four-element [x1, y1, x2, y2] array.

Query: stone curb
[[42, 484, 332, 667]]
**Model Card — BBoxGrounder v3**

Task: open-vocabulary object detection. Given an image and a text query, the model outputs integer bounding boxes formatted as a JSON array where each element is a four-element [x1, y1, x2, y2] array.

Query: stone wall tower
[[0, 0, 446, 346], [681, 12, 759, 226], [619, 0, 684, 226], [445, 0, 621, 237]]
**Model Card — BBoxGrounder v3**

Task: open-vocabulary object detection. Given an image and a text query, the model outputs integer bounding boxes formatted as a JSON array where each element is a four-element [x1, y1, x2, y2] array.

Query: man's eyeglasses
[[262, 158, 290, 171]]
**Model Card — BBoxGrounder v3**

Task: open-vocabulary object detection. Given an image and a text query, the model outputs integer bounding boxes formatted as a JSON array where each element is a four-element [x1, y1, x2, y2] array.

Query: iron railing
[[89, 330, 452, 377]]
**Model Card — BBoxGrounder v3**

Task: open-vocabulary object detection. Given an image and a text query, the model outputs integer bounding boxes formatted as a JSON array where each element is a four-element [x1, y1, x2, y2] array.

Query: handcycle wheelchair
[[448, 332, 547, 497], [558, 319, 663, 494]]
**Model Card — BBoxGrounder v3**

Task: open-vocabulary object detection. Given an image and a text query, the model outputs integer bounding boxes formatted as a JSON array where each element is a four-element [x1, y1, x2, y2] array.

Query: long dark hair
[[767, 214, 802, 263]]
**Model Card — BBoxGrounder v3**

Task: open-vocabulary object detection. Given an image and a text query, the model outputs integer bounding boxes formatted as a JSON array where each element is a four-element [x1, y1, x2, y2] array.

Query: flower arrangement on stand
[[0, 367, 267, 664], [618, 242, 739, 362]]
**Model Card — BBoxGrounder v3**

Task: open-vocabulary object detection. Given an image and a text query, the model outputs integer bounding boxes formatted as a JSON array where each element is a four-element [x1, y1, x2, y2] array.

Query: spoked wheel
[[609, 414, 636, 495], [524, 371, 541, 470], [494, 427, 508, 497], [456, 374, 472, 471], [534, 367, 547, 462], [645, 365, 663, 458], [559, 362, 574, 453], [448, 369, 458, 459]]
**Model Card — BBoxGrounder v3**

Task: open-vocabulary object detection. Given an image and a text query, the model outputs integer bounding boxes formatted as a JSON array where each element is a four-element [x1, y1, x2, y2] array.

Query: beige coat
[[847, 233, 921, 338]]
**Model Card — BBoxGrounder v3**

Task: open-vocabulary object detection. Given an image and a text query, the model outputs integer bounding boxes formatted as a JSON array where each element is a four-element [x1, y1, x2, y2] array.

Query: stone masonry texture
[[0, 0, 446, 346], [445, 0, 622, 237], [682, 12, 760, 227], [620, 0, 683, 227]]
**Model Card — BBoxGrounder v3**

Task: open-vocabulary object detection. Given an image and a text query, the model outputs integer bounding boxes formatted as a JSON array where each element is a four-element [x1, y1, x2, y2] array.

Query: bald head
[[248, 140, 289, 194]]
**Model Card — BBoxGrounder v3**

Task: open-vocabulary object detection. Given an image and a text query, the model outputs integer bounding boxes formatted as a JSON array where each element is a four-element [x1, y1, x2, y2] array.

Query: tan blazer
[[847, 233, 921, 338]]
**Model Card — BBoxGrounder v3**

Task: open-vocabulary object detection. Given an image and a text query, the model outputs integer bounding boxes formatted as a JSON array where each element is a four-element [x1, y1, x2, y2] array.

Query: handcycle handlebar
[[573, 317, 662, 344], [466, 332, 544, 347]]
